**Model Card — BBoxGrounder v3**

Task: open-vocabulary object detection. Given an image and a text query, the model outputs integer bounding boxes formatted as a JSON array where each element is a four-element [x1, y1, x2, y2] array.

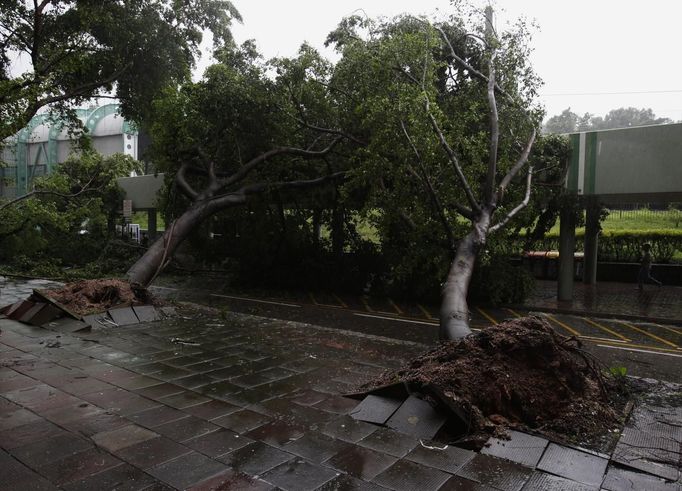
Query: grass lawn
[[549, 207, 682, 234]]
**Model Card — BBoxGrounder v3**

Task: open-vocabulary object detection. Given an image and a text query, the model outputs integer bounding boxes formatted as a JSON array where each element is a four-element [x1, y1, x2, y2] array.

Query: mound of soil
[[361, 316, 624, 446], [43, 279, 154, 316]]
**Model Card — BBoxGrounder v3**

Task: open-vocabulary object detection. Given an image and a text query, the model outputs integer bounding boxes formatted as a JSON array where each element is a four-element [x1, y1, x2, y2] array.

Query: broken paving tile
[[45, 318, 89, 333], [601, 465, 679, 491], [107, 307, 140, 327], [480, 430, 549, 468], [537, 443, 609, 487], [132, 305, 160, 323], [385, 395, 446, 439], [349, 394, 403, 425]]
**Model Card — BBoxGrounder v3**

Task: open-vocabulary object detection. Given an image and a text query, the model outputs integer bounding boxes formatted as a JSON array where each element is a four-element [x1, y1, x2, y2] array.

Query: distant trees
[[543, 107, 672, 134]]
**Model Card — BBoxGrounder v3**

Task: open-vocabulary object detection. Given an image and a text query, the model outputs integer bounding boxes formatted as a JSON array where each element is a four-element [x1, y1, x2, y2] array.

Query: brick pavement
[[523, 280, 682, 323], [1, 298, 681, 490]]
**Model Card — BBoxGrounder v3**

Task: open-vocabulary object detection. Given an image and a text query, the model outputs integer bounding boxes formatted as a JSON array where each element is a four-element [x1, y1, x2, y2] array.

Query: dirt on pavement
[[42, 279, 155, 315]]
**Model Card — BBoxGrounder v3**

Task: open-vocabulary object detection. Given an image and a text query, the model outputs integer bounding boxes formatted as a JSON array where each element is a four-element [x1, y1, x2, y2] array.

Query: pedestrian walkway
[[522, 280, 682, 324], [1, 296, 680, 490]]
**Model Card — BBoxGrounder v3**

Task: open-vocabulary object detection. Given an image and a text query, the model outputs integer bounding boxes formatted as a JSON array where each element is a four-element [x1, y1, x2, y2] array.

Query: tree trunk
[[126, 196, 244, 286], [439, 211, 491, 340]]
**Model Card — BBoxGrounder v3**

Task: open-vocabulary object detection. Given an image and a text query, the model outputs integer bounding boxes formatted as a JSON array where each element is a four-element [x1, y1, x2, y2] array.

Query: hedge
[[495, 229, 682, 263]]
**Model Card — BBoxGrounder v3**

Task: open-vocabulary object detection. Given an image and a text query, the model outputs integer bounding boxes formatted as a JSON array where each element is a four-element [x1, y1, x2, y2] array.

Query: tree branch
[[496, 128, 536, 203], [175, 163, 199, 200], [489, 165, 533, 234], [484, 51, 499, 205], [218, 135, 344, 190]]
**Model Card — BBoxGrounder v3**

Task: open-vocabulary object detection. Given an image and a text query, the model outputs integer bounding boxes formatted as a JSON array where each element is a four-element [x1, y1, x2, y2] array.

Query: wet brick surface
[[1, 278, 681, 490]]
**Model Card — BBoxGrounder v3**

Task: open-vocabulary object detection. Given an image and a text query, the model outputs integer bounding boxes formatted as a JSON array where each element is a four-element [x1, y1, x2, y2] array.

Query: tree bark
[[439, 210, 491, 340], [126, 195, 244, 286]]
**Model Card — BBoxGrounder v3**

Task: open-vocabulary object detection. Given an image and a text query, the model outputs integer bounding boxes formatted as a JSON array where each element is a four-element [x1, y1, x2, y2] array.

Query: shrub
[[469, 256, 536, 306]]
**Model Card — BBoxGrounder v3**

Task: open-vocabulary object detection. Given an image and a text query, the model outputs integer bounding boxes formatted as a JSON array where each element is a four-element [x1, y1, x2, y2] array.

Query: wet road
[[150, 286, 682, 384]]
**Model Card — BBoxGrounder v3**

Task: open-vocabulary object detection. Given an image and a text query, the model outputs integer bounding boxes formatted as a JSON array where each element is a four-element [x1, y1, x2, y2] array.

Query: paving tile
[[133, 382, 185, 400], [321, 415, 378, 443], [133, 305, 160, 323], [315, 395, 360, 415], [154, 415, 220, 442], [281, 431, 351, 464], [172, 373, 217, 389], [11, 433, 93, 468], [480, 430, 549, 468], [522, 471, 600, 490], [317, 474, 388, 490], [185, 428, 253, 458], [127, 404, 188, 428], [61, 462, 161, 491], [187, 469, 274, 491], [212, 409, 271, 434], [0, 449, 60, 491], [601, 465, 680, 491], [385, 395, 447, 440], [36, 448, 123, 486], [325, 445, 398, 481], [262, 459, 339, 490], [81, 387, 160, 415], [157, 390, 212, 409], [612, 428, 681, 481], [4, 384, 81, 412], [438, 475, 498, 491], [371, 459, 451, 491], [108, 307, 140, 326], [537, 443, 609, 487], [357, 427, 419, 458], [349, 394, 403, 424], [218, 441, 295, 475], [55, 377, 115, 396], [0, 407, 42, 430], [40, 400, 103, 425], [115, 436, 192, 469], [231, 373, 273, 389], [147, 451, 229, 489], [289, 390, 329, 407], [0, 372, 42, 392], [92, 424, 159, 452], [0, 418, 66, 450], [182, 399, 241, 420], [61, 410, 129, 437], [456, 453, 533, 491], [196, 380, 243, 399], [245, 420, 306, 448]]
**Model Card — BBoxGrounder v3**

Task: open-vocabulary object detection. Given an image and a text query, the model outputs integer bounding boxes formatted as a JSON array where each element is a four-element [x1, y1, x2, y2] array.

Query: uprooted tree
[[328, 10, 550, 340], [126, 43, 354, 286]]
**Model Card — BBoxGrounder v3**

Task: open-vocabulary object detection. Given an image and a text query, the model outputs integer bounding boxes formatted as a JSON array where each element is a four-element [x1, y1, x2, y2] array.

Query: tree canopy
[[0, 0, 241, 140]]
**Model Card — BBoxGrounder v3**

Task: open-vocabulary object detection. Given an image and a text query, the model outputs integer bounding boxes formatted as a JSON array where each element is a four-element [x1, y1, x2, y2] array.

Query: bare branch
[[216, 171, 346, 202], [176, 163, 199, 200], [496, 128, 536, 203], [425, 107, 480, 213], [484, 51, 499, 205], [218, 136, 344, 190], [489, 165, 533, 234]]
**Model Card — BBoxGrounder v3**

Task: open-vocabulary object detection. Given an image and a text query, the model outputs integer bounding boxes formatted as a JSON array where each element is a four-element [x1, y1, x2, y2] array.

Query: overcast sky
[[207, 0, 682, 122]]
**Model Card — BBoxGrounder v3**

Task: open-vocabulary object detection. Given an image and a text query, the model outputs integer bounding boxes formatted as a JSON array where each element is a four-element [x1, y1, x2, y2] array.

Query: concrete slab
[[350, 394, 403, 425], [108, 307, 140, 326], [602, 465, 680, 491], [385, 395, 447, 440]]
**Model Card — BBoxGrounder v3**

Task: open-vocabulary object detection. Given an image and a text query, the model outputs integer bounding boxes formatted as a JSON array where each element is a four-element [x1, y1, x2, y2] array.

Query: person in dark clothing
[[638, 243, 662, 290]]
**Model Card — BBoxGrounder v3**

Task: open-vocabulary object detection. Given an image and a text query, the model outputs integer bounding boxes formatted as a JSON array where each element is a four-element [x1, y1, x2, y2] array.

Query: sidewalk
[[1, 287, 681, 490], [521, 280, 682, 324]]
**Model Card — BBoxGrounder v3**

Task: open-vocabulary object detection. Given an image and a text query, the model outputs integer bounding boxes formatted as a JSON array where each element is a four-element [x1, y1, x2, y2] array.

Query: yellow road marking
[[582, 318, 631, 342], [477, 307, 498, 325], [361, 296, 374, 313], [545, 314, 581, 337], [618, 321, 680, 349], [592, 339, 682, 354], [388, 298, 403, 315], [417, 303, 434, 320], [658, 325, 682, 339], [506, 308, 523, 318], [332, 293, 348, 309]]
